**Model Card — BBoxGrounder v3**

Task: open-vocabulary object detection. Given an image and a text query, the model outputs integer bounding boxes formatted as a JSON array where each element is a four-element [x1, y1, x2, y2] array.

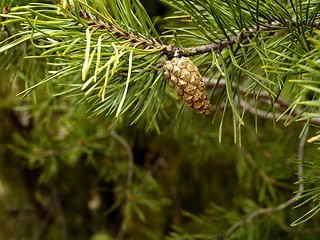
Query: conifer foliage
[[0, 0, 320, 239]]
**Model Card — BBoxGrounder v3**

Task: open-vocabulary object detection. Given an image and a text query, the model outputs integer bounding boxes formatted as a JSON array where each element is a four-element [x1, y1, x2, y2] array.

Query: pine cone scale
[[164, 57, 211, 115]]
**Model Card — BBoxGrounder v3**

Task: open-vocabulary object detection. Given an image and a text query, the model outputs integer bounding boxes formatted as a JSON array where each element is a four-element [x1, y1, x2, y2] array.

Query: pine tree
[[0, 0, 320, 239]]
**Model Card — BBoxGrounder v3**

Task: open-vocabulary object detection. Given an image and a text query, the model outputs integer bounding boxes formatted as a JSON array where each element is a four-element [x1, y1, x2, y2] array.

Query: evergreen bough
[[1, 0, 320, 239]]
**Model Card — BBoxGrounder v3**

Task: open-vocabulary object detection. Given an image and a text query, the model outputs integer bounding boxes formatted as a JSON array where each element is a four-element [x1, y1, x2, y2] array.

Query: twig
[[169, 21, 283, 58], [109, 131, 134, 197], [238, 99, 291, 121], [66, 4, 165, 51], [219, 126, 309, 239], [109, 131, 134, 240], [238, 147, 276, 185], [147, 157, 167, 176], [52, 182, 68, 240], [68, 2, 320, 60], [297, 126, 309, 194], [137, 157, 168, 188], [32, 193, 54, 240], [169, 19, 320, 58], [204, 78, 320, 126]]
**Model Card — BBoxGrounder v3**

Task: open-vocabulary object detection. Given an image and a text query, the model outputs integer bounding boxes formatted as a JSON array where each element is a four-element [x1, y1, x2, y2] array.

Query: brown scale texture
[[164, 57, 211, 115]]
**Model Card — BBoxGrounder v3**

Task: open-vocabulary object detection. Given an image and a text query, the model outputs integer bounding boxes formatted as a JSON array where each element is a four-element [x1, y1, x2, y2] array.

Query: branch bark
[[204, 78, 320, 126]]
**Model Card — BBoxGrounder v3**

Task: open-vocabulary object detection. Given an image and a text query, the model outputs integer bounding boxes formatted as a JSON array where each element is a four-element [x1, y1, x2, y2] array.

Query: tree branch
[[219, 126, 310, 239], [238, 147, 276, 185], [109, 131, 135, 240], [66, 3, 320, 60], [204, 78, 320, 126], [169, 21, 283, 58], [109, 131, 134, 198]]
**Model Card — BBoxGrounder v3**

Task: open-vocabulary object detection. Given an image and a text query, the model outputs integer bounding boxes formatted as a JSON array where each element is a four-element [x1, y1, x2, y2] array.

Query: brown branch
[[169, 21, 283, 58], [169, 19, 320, 58], [67, 4, 285, 58], [238, 99, 292, 122], [32, 190, 55, 240], [238, 147, 276, 185], [109, 131, 134, 198], [51, 182, 68, 240], [64, 2, 320, 61], [219, 126, 310, 239], [67, 4, 166, 51], [109, 131, 134, 240], [204, 78, 320, 126]]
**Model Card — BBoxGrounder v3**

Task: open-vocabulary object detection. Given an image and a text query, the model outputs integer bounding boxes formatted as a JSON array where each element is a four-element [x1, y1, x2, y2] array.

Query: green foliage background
[[1, 0, 320, 239]]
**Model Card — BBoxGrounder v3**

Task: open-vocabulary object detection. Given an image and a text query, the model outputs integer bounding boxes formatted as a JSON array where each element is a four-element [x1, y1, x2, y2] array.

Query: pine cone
[[164, 57, 211, 115]]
